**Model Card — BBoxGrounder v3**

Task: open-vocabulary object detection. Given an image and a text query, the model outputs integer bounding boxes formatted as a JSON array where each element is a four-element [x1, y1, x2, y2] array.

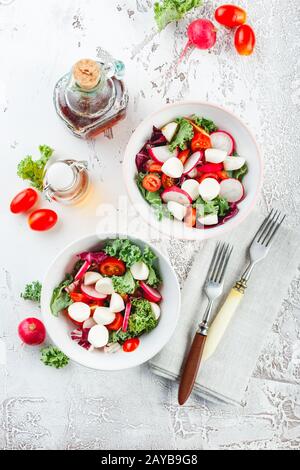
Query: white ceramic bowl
[[123, 102, 263, 241], [41, 234, 181, 371]]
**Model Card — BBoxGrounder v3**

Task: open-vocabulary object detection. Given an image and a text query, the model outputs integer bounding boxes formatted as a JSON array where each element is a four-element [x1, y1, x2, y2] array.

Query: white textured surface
[[0, 0, 300, 450]]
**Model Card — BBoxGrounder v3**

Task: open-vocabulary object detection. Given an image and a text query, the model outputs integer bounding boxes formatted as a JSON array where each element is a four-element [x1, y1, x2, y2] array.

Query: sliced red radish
[[198, 214, 219, 226], [95, 278, 114, 295], [93, 307, 116, 326], [110, 293, 125, 313], [68, 302, 91, 324], [181, 179, 200, 201], [161, 187, 192, 205], [104, 343, 122, 354], [81, 284, 108, 301], [84, 271, 102, 286], [167, 201, 187, 221], [140, 282, 162, 303], [224, 156, 246, 172], [122, 302, 132, 332], [130, 262, 149, 281], [220, 179, 244, 203], [162, 157, 183, 178], [183, 151, 203, 175], [199, 178, 220, 202], [83, 318, 97, 329], [188, 168, 198, 178], [161, 122, 178, 142], [65, 280, 80, 294], [210, 131, 235, 155], [88, 325, 109, 348], [150, 302, 161, 320], [205, 148, 227, 164], [148, 145, 177, 164], [75, 261, 91, 281]]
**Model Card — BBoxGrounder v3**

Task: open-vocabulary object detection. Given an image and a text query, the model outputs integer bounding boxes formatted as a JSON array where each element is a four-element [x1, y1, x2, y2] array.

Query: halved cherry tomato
[[191, 133, 212, 152], [199, 163, 224, 174], [185, 207, 197, 228], [197, 173, 220, 184], [142, 174, 162, 193], [162, 174, 177, 189], [235, 25, 256, 56], [123, 338, 140, 353], [70, 292, 89, 303], [100, 257, 126, 277], [217, 171, 229, 181], [178, 149, 190, 165], [10, 188, 38, 214], [215, 5, 247, 28], [107, 313, 124, 331], [28, 209, 58, 231], [148, 162, 163, 173]]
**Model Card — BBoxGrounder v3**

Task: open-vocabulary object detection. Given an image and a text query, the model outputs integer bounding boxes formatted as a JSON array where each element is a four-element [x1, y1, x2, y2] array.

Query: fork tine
[[211, 243, 226, 282], [254, 209, 274, 242], [218, 245, 233, 283], [257, 209, 279, 244], [265, 214, 286, 247], [260, 210, 281, 245], [215, 243, 229, 283], [207, 242, 221, 281]]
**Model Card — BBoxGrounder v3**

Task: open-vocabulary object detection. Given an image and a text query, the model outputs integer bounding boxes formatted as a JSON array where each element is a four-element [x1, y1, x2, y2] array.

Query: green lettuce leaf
[[17, 145, 54, 191], [154, 0, 202, 31], [232, 163, 248, 182], [169, 118, 194, 152], [50, 275, 73, 317], [191, 116, 218, 134], [194, 196, 230, 217]]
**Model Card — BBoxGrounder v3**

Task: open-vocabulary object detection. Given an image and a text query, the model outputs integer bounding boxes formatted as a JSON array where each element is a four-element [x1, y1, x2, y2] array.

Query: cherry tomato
[[28, 209, 58, 231], [191, 133, 212, 152], [70, 292, 91, 303], [162, 174, 177, 189], [199, 163, 224, 174], [142, 174, 162, 193], [217, 171, 229, 181], [215, 5, 247, 28], [148, 162, 163, 173], [107, 313, 124, 331], [185, 207, 197, 228], [10, 188, 38, 214], [234, 25, 256, 56], [178, 149, 190, 165], [198, 173, 220, 184], [123, 338, 140, 353], [100, 257, 126, 277]]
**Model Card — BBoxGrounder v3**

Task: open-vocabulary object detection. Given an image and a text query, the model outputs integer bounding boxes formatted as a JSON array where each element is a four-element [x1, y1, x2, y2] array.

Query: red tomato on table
[[28, 209, 58, 231], [235, 25, 256, 56], [215, 5, 247, 28], [123, 338, 140, 353], [100, 257, 126, 277], [10, 188, 38, 214]]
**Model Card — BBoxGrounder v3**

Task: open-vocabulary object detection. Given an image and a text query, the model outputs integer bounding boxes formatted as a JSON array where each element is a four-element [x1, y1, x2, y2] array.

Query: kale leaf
[[21, 281, 42, 303], [154, 0, 202, 31]]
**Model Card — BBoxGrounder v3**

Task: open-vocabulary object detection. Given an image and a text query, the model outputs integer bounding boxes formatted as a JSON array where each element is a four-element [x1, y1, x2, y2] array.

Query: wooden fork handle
[[178, 333, 207, 406]]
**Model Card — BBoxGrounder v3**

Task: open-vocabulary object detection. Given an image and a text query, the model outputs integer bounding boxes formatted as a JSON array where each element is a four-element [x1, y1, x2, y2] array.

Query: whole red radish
[[18, 318, 46, 346], [180, 19, 217, 62]]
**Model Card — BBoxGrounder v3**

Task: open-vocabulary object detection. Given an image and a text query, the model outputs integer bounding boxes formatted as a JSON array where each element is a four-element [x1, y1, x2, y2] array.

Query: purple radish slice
[[148, 126, 167, 146], [183, 151, 203, 175], [78, 251, 108, 264], [220, 179, 244, 203], [68, 302, 91, 324], [136, 146, 150, 173], [122, 302, 132, 332], [210, 131, 235, 156], [71, 328, 94, 351], [149, 146, 178, 164], [75, 261, 91, 281], [81, 284, 108, 300], [139, 282, 162, 303], [161, 187, 192, 205]]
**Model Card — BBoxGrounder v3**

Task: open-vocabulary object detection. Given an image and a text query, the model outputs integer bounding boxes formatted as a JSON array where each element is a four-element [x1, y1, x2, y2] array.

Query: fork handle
[[178, 333, 207, 406], [202, 287, 244, 363]]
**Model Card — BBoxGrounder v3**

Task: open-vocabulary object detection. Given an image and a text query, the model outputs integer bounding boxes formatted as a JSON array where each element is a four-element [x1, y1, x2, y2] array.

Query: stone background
[[0, 0, 299, 450]]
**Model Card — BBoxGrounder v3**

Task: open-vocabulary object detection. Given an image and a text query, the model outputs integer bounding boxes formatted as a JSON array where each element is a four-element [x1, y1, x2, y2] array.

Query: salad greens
[[192, 116, 218, 134], [21, 281, 42, 303], [128, 299, 158, 336], [112, 270, 136, 295], [41, 346, 69, 369], [50, 275, 73, 317], [154, 0, 202, 31], [17, 145, 54, 191], [169, 118, 194, 152], [194, 196, 230, 217], [231, 163, 248, 182]]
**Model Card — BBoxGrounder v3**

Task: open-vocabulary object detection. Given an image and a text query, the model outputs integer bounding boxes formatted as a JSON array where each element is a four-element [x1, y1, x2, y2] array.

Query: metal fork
[[202, 209, 286, 363], [178, 242, 233, 406]]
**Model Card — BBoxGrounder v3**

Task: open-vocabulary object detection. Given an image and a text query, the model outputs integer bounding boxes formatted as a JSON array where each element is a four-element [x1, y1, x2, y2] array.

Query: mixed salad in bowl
[[135, 116, 248, 228], [50, 239, 163, 354]]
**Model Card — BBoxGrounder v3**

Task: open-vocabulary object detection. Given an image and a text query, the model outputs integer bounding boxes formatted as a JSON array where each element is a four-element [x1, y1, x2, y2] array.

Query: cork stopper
[[73, 59, 101, 90]]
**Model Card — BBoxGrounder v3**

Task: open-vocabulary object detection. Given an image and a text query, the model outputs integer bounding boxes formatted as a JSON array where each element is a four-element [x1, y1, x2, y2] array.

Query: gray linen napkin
[[150, 210, 300, 406]]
